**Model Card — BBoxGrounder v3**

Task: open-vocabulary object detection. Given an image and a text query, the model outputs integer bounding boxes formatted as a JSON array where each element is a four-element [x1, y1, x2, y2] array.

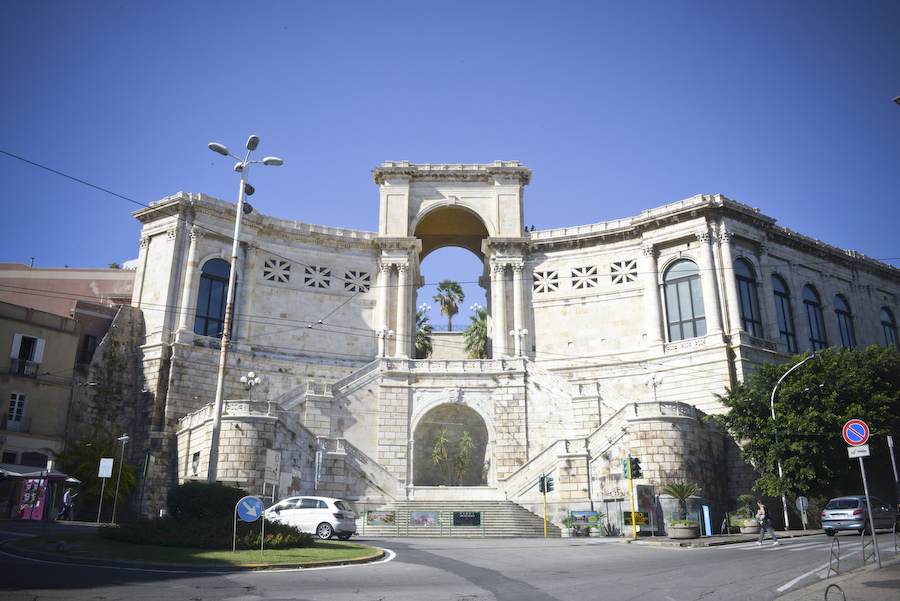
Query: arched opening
[[413, 403, 489, 486], [414, 206, 490, 358]]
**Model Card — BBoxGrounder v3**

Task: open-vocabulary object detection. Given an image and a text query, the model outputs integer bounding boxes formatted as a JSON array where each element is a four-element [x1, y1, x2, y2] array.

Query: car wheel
[[337, 532, 352, 541], [316, 522, 334, 540], [825, 530, 835, 537], [858, 522, 872, 535]]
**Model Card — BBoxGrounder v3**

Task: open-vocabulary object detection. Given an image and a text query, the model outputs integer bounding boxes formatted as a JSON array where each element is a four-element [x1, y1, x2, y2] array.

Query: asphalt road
[[1, 523, 898, 601]]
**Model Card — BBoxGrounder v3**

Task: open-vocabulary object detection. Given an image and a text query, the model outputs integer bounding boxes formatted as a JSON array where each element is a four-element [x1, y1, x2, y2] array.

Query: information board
[[624, 511, 649, 525], [453, 511, 481, 526]]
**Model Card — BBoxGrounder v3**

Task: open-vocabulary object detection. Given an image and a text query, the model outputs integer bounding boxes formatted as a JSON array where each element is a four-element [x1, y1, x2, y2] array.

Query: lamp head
[[263, 157, 283, 166], [234, 163, 243, 173], [209, 142, 229, 156], [246, 135, 259, 151]]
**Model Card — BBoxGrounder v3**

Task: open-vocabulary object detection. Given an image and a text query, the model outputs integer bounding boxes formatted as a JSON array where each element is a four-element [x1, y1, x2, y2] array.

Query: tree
[[464, 305, 488, 359], [430, 428, 452, 485], [719, 346, 900, 503], [433, 280, 464, 330], [415, 309, 433, 359], [453, 431, 476, 485], [661, 482, 701, 521]]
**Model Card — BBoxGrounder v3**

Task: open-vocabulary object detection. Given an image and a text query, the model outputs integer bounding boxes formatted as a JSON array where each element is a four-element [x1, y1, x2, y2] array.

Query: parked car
[[821, 495, 899, 536], [263, 496, 358, 540]]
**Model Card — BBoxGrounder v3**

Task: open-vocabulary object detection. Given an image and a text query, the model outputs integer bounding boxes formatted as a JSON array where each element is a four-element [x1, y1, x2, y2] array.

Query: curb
[[1, 539, 386, 572]]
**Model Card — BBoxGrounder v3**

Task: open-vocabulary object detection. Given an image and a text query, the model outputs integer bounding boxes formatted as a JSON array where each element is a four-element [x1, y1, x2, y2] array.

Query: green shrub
[[166, 482, 247, 520], [99, 516, 314, 549]]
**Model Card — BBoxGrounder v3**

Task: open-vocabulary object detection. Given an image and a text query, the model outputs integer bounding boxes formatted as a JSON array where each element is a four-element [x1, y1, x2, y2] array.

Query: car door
[[296, 497, 320, 532], [871, 498, 890, 528], [270, 498, 301, 527]]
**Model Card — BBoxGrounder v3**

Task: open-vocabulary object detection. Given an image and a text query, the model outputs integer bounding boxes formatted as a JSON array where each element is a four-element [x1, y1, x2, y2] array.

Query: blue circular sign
[[842, 419, 869, 446], [236, 496, 263, 522]]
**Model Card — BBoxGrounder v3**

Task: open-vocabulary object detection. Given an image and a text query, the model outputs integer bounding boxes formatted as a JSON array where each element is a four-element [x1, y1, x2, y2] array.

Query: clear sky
[[1, 1, 898, 327]]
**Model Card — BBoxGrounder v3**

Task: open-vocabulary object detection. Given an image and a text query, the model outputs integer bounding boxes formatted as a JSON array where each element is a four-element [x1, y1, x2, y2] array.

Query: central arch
[[413, 403, 489, 486]]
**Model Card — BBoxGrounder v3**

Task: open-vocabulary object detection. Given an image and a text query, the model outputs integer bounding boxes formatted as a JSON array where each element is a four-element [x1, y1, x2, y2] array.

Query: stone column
[[176, 226, 204, 339], [236, 243, 258, 341], [719, 230, 742, 335], [696, 230, 723, 336], [757, 244, 780, 344], [492, 262, 509, 357], [512, 263, 526, 354], [395, 264, 410, 358], [788, 264, 812, 351], [641, 243, 664, 348], [377, 263, 393, 355]]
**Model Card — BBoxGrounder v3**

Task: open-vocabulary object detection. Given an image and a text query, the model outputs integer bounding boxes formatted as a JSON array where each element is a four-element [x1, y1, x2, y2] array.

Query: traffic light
[[546, 477, 554, 492], [622, 459, 630, 478], [630, 457, 642, 478], [538, 476, 546, 492]]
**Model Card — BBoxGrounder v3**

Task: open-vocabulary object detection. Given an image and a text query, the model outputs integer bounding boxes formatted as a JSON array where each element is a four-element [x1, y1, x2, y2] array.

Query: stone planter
[[669, 523, 700, 539], [740, 519, 760, 534]]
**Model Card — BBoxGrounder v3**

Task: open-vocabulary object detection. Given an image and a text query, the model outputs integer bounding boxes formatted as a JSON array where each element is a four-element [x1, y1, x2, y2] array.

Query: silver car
[[821, 495, 899, 536], [264, 496, 358, 540]]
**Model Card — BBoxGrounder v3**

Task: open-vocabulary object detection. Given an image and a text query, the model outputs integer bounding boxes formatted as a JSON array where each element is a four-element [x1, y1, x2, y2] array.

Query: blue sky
[[1, 1, 898, 326]]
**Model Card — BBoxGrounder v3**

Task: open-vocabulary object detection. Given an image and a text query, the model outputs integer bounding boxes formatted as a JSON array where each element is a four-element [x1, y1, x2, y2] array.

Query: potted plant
[[661, 482, 702, 539], [740, 517, 761, 534]]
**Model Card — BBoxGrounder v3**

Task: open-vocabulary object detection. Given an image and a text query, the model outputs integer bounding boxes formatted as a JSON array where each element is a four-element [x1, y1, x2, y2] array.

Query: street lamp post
[[509, 327, 528, 357], [645, 373, 663, 407], [207, 135, 282, 484], [377, 326, 394, 357], [240, 371, 262, 401], [770, 352, 817, 531], [111, 433, 129, 524]]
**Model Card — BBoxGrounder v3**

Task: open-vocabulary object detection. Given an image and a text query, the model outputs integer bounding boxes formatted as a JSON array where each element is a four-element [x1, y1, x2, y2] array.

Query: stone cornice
[[372, 161, 532, 186]]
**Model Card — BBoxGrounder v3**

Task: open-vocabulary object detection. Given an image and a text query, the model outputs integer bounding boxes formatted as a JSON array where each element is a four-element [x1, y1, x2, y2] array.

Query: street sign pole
[[857, 456, 881, 568], [888, 436, 900, 510]]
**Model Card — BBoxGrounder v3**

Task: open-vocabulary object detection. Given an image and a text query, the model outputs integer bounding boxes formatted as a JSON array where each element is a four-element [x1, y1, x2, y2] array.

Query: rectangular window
[[1, 451, 16, 464], [9, 334, 45, 375], [79, 335, 97, 365], [7, 393, 26, 432]]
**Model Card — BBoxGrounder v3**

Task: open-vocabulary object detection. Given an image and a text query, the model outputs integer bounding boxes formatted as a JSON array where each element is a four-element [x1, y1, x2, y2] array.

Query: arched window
[[194, 259, 232, 338], [734, 259, 761, 337], [834, 295, 856, 348], [664, 259, 706, 342], [772, 274, 796, 353], [881, 307, 897, 348], [802, 285, 827, 351]]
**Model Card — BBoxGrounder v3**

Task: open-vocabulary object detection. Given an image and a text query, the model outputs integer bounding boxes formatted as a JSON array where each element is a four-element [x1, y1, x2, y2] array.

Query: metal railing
[[0, 415, 31, 433]]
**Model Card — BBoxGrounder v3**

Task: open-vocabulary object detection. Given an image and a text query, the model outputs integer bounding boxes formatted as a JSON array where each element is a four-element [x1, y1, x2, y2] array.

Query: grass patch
[[11, 532, 380, 567]]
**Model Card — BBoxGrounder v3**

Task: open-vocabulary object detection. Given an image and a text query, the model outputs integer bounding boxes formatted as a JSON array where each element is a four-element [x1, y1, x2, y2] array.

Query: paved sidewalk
[[621, 529, 900, 600]]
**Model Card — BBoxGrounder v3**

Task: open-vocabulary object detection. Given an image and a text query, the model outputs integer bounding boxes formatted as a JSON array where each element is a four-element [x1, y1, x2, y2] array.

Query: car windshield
[[826, 499, 860, 510]]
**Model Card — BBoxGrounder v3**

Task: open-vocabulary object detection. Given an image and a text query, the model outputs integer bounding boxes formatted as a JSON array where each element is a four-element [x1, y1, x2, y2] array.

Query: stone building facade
[[85, 161, 900, 528]]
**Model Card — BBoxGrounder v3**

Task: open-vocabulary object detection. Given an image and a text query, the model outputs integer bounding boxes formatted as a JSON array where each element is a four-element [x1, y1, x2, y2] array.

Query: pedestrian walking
[[756, 500, 778, 546], [57, 487, 77, 521]]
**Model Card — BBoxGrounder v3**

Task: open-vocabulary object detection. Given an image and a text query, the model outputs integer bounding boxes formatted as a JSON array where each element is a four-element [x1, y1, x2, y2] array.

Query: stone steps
[[355, 500, 561, 538]]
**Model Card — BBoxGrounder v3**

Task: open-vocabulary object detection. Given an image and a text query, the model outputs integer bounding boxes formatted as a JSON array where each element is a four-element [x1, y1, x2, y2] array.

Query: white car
[[264, 496, 358, 540]]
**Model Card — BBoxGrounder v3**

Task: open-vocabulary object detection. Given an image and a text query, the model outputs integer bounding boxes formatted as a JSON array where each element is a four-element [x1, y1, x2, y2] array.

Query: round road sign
[[842, 419, 870, 446], [236, 496, 263, 522]]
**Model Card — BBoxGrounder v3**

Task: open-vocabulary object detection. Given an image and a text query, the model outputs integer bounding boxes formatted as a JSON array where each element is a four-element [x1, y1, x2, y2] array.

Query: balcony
[[9, 359, 40, 376]]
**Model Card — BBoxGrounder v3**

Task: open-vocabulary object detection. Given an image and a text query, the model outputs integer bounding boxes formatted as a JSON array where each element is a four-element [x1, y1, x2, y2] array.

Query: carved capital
[[189, 226, 205, 243], [695, 230, 711, 244], [719, 229, 734, 244], [140, 236, 150, 249], [641, 244, 656, 258]]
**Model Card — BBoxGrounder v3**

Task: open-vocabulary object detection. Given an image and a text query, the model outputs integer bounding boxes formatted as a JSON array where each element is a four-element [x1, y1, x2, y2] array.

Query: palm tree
[[661, 482, 701, 521], [464, 306, 488, 358], [433, 280, 464, 330], [415, 309, 433, 359]]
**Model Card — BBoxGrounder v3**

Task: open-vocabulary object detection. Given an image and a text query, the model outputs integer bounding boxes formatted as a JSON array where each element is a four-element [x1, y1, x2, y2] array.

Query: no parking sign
[[842, 419, 869, 446]]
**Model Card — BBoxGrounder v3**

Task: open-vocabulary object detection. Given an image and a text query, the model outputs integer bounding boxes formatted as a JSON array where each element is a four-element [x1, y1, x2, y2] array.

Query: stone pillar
[[512, 263, 526, 354], [492, 262, 508, 357], [788, 264, 812, 351], [719, 230, 742, 335], [176, 226, 204, 340], [395, 264, 410, 358], [757, 244, 781, 345], [237, 243, 258, 341], [641, 243, 664, 348], [696, 230, 723, 336], [377, 263, 393, 355]]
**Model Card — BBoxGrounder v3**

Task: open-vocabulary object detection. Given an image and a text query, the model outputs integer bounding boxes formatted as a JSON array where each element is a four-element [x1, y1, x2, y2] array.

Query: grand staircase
[[354, 500, 561, 538]]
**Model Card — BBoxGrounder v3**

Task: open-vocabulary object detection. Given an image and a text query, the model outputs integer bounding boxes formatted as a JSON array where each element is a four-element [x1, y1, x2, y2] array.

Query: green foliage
[[670, 519, 700, 526], [108, 262, 122, 269], [737, 494, 755, 515], [98, 516, 314, 549], [54, 427, 138, 509], [433, 280, 465, 330], [719, 346, 900, 501], [430, 428, 452, 485], [430, 428, 477, 485], [452, 431, 476, 484], [661, 482, 701, 520], [166, 482, 247, 520], [415, 309, 434, 359], [464, 306, 488, 359]]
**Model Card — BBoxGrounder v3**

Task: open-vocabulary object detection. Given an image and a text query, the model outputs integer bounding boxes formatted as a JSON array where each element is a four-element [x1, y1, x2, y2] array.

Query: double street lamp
[[206, 135, 282, 484]]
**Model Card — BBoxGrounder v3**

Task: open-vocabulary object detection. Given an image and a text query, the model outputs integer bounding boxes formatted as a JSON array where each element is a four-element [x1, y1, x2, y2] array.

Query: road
[[1, 523, 897, 601]]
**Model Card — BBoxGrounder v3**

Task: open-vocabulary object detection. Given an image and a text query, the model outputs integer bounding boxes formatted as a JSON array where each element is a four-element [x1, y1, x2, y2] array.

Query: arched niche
[[414, 205, 490, 262], [413, 403, 489, 486]]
